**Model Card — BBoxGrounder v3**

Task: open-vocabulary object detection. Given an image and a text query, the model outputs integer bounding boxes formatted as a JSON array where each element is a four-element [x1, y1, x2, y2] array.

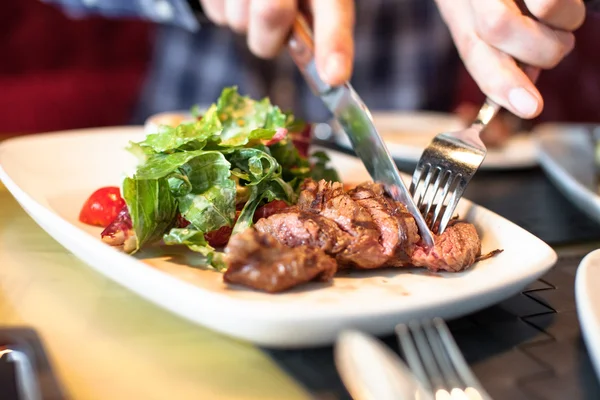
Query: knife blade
[[334, 330, 433, 400], [287, 15, 435, 249]]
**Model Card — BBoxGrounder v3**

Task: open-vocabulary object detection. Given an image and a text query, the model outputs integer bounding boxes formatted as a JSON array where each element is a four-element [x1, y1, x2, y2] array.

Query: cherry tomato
[[79, 186, 126, 227], [253, 200, 288, 222]]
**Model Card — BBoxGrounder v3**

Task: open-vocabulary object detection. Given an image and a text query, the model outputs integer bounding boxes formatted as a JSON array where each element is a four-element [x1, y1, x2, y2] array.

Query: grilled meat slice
[[348, 182, 420, 266], [254, 210, 352, 254], [223, 228, 337, 293], [411, 221, 481, 272], [254, 179, 484, 273], [296, 179, 390, 268]]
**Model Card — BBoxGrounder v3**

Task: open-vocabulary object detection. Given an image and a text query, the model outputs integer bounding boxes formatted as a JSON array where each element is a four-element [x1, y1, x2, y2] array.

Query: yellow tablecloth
[[0, 183, 310, 399]]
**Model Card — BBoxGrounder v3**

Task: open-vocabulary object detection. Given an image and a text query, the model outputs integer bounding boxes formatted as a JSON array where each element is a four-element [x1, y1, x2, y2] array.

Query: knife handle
[[287, 15, 333, 96]]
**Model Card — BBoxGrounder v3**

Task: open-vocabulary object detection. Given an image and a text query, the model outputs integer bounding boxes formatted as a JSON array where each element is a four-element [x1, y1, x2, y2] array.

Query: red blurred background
[[1, 0, 599, 135], [0, 0, 152, 134]]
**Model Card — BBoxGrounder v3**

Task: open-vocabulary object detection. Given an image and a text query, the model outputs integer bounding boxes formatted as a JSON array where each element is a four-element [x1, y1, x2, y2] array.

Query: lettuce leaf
[[140, 105, 223, 153], [122, 177, 178, 252], [120, 86, 338, 270], [215, 87, 288, 147], [232, 178, 295, 236], [162, 228, 227, 271], [178, 179, 236, 233], [227, 147, 281, 185]]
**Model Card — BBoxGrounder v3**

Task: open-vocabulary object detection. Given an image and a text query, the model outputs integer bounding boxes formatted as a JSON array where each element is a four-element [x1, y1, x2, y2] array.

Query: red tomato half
[[79, 186, 126, 227]]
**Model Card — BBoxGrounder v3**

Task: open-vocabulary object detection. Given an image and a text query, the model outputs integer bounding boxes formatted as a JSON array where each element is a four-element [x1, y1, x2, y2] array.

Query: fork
[[410, 99, 500, 234], [396, 317, 492, 400]]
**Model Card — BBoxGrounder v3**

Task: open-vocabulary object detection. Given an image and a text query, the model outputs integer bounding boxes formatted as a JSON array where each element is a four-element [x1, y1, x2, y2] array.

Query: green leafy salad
[[121, 87, 339, 270]]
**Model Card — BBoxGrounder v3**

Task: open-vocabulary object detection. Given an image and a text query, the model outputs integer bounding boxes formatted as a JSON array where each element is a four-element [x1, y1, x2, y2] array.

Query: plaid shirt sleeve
[[40, 0, 200, 31]]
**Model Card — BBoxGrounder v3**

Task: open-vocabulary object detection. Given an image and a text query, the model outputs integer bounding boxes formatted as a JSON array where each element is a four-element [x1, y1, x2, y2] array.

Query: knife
[[287, 15, 435, 249], [334, 330, 433, 400]]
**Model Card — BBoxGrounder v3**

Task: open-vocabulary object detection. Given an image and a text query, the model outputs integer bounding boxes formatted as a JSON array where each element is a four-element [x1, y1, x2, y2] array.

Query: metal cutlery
[[335, 330, 433, 400], [0, 346, 42, 400], [287, 15, 435, 249], [396, 318, 492, 400], [410, 98, 499, 234]]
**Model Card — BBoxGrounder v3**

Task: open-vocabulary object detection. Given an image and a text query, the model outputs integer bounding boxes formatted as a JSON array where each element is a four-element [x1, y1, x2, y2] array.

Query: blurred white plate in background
[[331, 111, 537, 170], [534, 123, 600, 224]]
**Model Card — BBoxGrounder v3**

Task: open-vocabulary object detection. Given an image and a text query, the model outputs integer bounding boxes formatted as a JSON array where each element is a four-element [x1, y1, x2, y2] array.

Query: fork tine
[[421, 168, 446, 218], [422, 320, 463, 390], [433, 318, 489, 395], [430, 173, 459, 232], [395, 323, 431, 390], [408, 321, 445, 391], [428, 171, 455, 231], [409, 164, 428, 208], [417, 165, 437, 210], [438, 177, 468, 234]]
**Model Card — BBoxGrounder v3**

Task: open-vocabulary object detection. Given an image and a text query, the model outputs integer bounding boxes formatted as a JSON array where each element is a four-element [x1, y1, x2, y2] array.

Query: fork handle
[[474, 62, 540, 132], [473, 98, 501, 128]]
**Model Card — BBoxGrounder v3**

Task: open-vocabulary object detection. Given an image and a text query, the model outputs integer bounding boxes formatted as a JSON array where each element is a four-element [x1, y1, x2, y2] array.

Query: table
[[2, 144, 600, 399]]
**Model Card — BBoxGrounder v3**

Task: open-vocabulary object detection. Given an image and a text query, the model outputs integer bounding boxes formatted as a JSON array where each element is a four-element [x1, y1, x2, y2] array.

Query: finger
[[310, 0, 355, 85], [226, 0, 251, 33], [469, 0, 574, 69], [247, 0, 297, 59], [467, 40, 543, 118], [523, 0, 586, 31], [437, 0, 543, 118], [200, 0, 227, 25]]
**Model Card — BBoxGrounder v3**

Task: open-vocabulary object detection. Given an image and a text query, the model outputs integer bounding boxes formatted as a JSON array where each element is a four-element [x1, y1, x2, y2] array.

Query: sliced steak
[[254, 210, 352, 254], [410, 221, 481, 272], [297, 179, 389, 268], [223, 228, 337, 293], [348, 182, 420, 266]]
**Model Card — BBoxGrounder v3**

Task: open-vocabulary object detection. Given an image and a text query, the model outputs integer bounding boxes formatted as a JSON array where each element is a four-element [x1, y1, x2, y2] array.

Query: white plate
[[0, 127, 557, 348], [331, 111, 538, 170], [535, 123, 600, 224], [576, 249, 600, 380]]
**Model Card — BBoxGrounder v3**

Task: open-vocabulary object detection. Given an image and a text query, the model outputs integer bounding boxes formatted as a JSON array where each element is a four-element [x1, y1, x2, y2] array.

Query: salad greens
[[122, 87, 339, 270]]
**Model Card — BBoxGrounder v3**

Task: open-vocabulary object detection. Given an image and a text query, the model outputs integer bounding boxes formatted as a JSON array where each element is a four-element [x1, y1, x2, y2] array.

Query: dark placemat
[[263, 250, 600, 400]]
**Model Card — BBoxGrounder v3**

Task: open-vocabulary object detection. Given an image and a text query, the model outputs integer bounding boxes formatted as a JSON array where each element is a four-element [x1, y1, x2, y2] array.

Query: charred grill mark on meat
[[223, 228, 337, 293], [296, 179, 391, 268], [226, 178, 500, 292]]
